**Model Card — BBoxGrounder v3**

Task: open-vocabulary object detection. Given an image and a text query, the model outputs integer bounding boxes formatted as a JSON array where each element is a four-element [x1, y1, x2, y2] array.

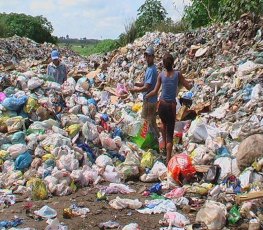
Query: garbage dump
[[0, 14, 263, 229]]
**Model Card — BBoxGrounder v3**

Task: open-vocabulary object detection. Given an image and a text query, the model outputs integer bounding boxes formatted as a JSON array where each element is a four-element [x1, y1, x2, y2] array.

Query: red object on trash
[[167, 154, 196, 185]]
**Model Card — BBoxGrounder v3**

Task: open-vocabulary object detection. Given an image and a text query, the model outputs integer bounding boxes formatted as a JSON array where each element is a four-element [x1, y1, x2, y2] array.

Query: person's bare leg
[[166, 142, 173, 165], [160, 122, 167, 153]]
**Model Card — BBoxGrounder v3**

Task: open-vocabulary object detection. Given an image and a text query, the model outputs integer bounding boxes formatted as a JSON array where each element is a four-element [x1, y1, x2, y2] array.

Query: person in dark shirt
[[146, 53, 193, 164], [47, 50, 67, 85]]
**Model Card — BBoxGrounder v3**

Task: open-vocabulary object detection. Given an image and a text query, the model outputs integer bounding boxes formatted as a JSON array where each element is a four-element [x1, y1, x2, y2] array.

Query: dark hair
[[163, 53, 174, 71]]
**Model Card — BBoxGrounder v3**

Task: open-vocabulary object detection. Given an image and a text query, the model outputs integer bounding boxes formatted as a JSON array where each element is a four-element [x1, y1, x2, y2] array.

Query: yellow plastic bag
[[24, 97, 39, 113], [132, 103, 142, 113], [5, 116, 24, 133], [0, 150, 9, 160], [141, 150, 156, 169], [42, 154, 55, 161], [26, 178, 48, 200], [65, 124, 81, 137]]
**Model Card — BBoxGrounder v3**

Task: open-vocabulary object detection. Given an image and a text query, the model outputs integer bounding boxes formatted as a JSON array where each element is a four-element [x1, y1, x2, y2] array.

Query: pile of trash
[[0, 14, 263, 229]]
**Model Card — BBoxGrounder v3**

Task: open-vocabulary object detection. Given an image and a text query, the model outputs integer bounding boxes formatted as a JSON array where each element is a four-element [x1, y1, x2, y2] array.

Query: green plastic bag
[[228, 205, 241, 224], [132, 120, 158, 151]]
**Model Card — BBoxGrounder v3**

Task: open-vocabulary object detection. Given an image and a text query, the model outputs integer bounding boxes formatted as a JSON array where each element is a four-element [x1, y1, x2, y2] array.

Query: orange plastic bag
[[168, 154, 196, 185]]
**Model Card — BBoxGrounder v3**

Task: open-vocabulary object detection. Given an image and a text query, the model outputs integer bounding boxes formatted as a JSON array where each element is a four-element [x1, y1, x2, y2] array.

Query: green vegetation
[[135, 0, 170, 37], [60, 39, 119, 57], [182, 0, 263, 29], [118, 0, 178, 47], [0, 13, 57, 43]]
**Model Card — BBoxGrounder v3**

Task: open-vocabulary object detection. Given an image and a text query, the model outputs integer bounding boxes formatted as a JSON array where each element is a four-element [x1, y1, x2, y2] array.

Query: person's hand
[[129, 88, 135, 93]]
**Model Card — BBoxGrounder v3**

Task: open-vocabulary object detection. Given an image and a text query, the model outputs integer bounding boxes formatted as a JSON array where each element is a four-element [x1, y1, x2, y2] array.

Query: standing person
[[47, 50, 67, 85], [129, 47, 159, 138], [146, 53, 193, 164]]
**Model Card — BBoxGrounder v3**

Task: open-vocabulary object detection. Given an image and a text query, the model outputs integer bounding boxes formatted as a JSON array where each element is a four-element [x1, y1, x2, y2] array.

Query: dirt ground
[[0, 182, 185, 230], [1, 181, 243, 230]]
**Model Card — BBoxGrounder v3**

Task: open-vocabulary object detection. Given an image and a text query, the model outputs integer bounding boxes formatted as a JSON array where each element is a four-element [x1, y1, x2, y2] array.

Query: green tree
[[182, 0, 220, 28], [182, 0, 263, 29], [136, 0, 169, 37], [218, 0, 263, 22], [0, 13, 57, 43]]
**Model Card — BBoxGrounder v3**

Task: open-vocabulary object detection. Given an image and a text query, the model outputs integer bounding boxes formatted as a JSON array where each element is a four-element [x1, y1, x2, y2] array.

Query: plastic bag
[[95, 154, 113, 168], [141, 150, 156, 169], [5, 116, 25, 133], [196, 200, 227, 230], [164, 188, 185, 199], [0, 117, 8, 133], [137, 199, 176, 214], [116, 83, 128, 97], [140, 161, 167, 182], [15, 151, 32, 170], [11, 131, 26, 145], [132, 120, 158, 151], [27, 178, 48, 200], [167, 154, 196, 185], [8, 144, 28, 159], [82, 121, 99, 141], [65, 124, 81, 138], [61, 77, 76, 95], [102, 165, 121, 183], [57, 154, 79, 172], [109, 196, 142, 210], [0, 92, 6, 102], [27, 77, 44, 90], [162, 212, 190, 228], [34, 205, 57, 218], [2, 95, 28, 111], [190, 145, 215, 165], [99, 132, 118, 150], [187, 117, 208, 143], [24, 97, 39, 113]]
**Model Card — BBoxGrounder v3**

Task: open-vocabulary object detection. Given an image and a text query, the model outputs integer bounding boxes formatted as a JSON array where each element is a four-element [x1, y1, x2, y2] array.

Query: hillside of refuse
[[0, 14, 262, 229]]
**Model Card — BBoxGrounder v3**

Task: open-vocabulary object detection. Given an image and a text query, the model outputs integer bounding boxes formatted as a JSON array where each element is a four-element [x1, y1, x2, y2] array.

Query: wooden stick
[[236, 191, 263, 204]]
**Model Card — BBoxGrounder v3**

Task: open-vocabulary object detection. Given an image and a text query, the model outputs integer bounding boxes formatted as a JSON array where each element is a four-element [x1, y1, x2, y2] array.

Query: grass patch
[[59, 39, 119, 57]]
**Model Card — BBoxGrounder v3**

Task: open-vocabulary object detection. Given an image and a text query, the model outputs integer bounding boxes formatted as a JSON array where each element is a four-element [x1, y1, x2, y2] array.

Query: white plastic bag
[[109, 196, 142, 210], [196, 200, 227, 230], [8, 144, 28, 159], [82, 121, 99, 141]]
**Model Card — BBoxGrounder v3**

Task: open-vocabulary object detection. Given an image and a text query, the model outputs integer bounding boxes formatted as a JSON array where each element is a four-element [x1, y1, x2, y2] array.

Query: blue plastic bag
[[11, 131, 26, 145], [149, 183, 162, 194], [15, 151, 33, 170], [2, 95, 28, 111]]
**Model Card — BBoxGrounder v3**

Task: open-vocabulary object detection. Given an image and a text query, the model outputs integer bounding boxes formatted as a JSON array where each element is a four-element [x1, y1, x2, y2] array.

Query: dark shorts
[[158, 100, 176, 143]]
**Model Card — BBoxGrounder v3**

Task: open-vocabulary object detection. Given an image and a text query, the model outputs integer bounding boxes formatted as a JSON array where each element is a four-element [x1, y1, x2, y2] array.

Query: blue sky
[[0, 0, 190, 39]]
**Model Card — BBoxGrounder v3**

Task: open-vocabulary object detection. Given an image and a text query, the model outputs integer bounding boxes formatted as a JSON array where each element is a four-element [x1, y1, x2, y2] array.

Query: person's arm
[[130, 83, 151, 93], [130, 69, 153, 93], [179, 71, 193, 90], [63, 65, 67, 83], [145, 74, 161, 99], [134, 82, 144, 87], [47, 65, 51, 75]]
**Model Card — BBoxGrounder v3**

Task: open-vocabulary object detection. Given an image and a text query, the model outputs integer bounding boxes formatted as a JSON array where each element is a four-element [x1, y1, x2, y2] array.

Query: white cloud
[[30, 0, 54, 11]]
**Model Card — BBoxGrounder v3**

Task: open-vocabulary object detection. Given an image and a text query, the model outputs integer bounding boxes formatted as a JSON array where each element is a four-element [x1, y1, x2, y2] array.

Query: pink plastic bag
[[116, 83, 128, 97], [0, 92, 6, 102], [164, 187, 185, 199]]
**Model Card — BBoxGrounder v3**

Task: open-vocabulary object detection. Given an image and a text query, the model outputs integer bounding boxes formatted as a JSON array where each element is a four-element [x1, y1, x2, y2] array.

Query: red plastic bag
[[168, 154, 196, 185]]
